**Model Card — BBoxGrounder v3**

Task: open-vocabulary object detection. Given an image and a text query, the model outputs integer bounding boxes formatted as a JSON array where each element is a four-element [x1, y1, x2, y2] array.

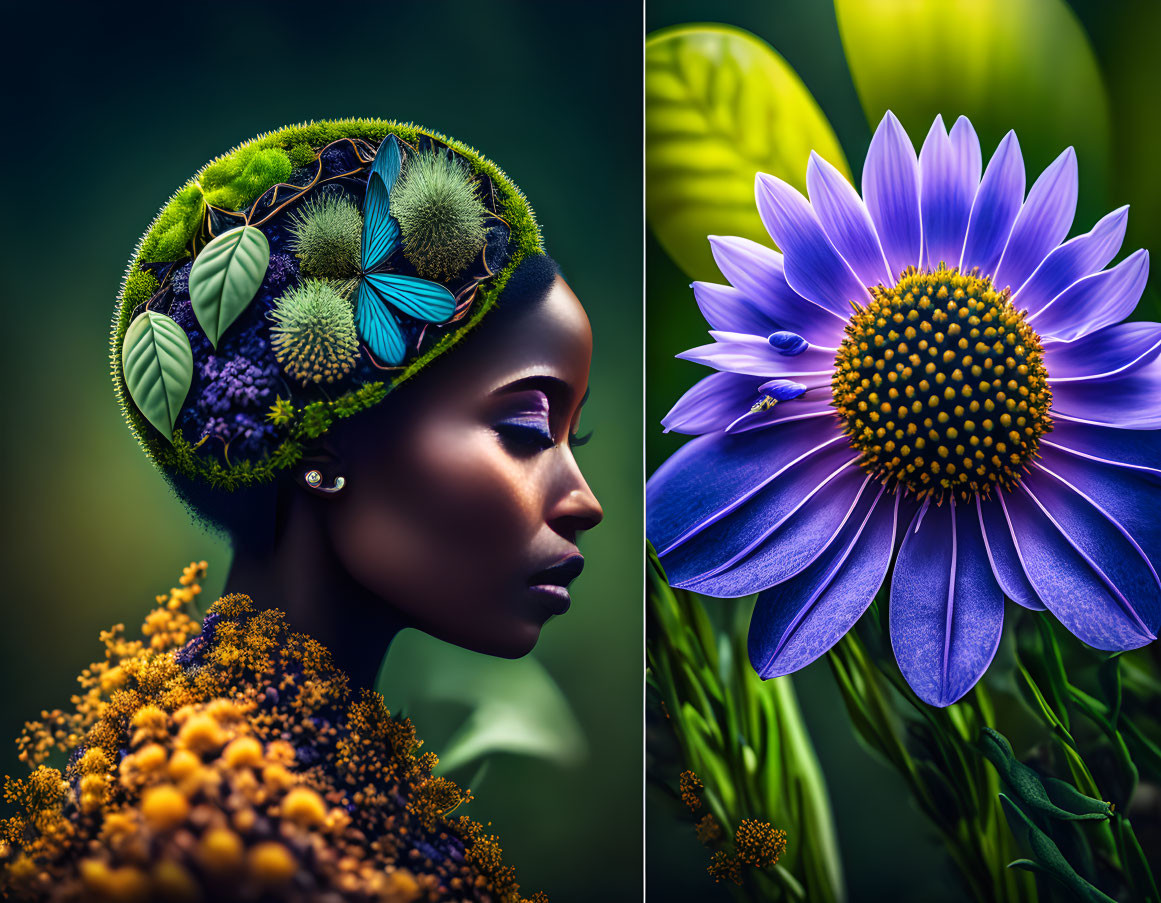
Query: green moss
[[331, 381, 387, 418], [269, 439, 304, 469], [269, 279, 359, 385], [199, 145, 292, 211], [114, 118, 543, 492], [288, 142, 316, 168], [293, 402, 333, 440], [393, 150, 489, 281], [122, 265, 160, 307], [138, 183, 205, 263], [287, 194, 363, 278]]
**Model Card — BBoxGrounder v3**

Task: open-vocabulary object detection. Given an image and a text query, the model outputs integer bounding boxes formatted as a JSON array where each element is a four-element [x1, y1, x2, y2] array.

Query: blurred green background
[[0, 3, 641, 901], [645, 0, 1160, 900]]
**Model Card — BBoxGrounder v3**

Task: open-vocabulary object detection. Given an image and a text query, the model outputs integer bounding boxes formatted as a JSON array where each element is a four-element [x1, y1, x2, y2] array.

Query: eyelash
[[493, 423, 595, 453], [494, 421, 555, 452]]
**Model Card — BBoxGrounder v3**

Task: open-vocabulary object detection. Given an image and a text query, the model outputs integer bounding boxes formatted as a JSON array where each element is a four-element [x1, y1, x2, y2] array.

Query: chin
[[480, 622, 544, 659], [447, 617, 545, 659]]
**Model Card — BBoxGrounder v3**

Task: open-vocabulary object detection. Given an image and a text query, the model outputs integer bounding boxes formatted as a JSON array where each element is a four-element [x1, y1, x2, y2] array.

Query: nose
[[547, 452, 604, 541]]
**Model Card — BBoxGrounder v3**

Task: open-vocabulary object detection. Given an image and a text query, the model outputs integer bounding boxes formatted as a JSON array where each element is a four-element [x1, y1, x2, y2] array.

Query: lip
[[527, 555, 584, 616]]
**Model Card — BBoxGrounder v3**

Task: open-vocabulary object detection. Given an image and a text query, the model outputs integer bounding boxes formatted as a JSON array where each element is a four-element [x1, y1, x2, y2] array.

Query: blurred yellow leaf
[[835, 0, 1111, 214], [646, 24, 848, 282]]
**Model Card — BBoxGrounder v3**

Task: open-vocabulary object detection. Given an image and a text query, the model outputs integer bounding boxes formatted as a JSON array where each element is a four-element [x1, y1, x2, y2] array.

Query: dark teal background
[[646, 1, 1161, 901], [0, 3, 642, 901]]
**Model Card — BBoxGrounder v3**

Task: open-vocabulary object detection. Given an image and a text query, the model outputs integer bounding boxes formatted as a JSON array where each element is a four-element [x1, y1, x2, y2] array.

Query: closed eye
[[494, 419, 554, 453]]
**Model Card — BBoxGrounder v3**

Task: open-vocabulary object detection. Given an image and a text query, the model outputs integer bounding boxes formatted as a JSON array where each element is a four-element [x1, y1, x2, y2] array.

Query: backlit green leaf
[[121, 311, 193, 442], [646, 24, 848, 282], [189, 225, 270, 349], [835, 0, 1111, 216]]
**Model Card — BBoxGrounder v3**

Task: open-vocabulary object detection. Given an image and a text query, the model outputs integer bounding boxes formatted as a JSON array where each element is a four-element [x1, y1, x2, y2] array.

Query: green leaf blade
[[646, 23, 848, 282], [189, 225, 270, 348], [121, 311, 194, 441]]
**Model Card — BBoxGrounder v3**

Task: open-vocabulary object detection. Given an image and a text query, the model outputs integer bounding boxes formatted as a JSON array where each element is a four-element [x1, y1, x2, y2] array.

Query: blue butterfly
[[355, 135, 456, 366]]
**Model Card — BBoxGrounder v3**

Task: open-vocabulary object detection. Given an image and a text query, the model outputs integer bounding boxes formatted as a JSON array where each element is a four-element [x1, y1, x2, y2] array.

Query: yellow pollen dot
[[248, 842, 297, 886], [141, 784, 189, 832]]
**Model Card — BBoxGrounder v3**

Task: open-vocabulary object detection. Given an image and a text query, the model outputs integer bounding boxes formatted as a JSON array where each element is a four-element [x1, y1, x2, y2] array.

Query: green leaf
[[1000, 794, 1118, 902], [645, 23, 848, 282], [121, 311, 194, 442], [835, 0, 1111, 213], [981, 727, 1111, 822], [188, 225, 270, 349]]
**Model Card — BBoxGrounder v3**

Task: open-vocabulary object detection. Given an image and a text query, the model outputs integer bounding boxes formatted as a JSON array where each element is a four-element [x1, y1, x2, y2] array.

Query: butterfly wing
[[363, 272, 456, 324], [370, 134, 401, 191], [355, 278, 407, 366], [361, 172, 401, 272]]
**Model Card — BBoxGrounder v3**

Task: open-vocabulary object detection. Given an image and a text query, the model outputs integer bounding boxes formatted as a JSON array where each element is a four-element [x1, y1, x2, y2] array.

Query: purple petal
[[890, 497, 1004, 707], [1034, 453, 1161, 590], [647, 417, 845, 556], [1021, 468, 1159, 645], [724, 388, 836, 435], [960, 131, 1025, 277], [678, 462, 868, 597], [862, 111, 922, 280], [1041, 418, 1161, 477], [993, 148, 1078, 292], [661, 443, 856, 582], [1004, 476, 1157, 650], [919, 115, 979, 272], [661, 371, 762, 435], [806, 151, 892, 288], [1044, 321, 1161, 382], [949, 116, 982, 193], [1031, 250, 1150, 342], [976, 493, 1044, 610], [1049, 349, 1161, 428], [1011, 206, 1129, 315], [692, 282, 781, 336], [708, 236, 848, 346], [755, 173, 872, 318], [749, 487, 898, 678], [677, 332, 835, 377]]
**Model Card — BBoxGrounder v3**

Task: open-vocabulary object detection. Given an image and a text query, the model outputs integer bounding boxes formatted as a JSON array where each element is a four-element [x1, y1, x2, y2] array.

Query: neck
[[220, 491, 407, 690]]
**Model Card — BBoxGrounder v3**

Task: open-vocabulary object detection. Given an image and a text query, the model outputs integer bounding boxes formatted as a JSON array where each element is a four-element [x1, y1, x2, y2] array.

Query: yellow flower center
[[832, 265, 1052, 498]]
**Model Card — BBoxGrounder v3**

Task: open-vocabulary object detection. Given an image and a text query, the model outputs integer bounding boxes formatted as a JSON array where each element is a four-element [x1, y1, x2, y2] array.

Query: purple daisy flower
[[647, 111, 1158, 707]]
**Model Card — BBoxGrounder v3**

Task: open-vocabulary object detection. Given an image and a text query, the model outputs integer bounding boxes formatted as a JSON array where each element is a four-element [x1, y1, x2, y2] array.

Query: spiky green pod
[[287, 194, 364, 279], [393, 150, 489, 281], [268, 279, 359, 385]]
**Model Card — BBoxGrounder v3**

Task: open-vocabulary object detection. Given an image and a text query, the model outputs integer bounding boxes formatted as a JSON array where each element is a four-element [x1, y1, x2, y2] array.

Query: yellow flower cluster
[[675, 770, 788, 887], [1, 561, 543, 902], [678, 770, 702, 812]]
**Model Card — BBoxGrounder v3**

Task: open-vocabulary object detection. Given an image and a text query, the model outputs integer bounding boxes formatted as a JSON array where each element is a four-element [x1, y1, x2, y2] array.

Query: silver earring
[[304, 470, 345, 493]]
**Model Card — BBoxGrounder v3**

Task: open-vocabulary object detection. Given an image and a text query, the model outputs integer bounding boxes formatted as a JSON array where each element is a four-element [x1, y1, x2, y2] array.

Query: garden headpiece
[[111, 119, 543, 491]]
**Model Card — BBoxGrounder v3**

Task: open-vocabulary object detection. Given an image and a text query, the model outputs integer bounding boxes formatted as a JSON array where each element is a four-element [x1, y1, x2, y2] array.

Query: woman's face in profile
[[321, 274, 604, 657]]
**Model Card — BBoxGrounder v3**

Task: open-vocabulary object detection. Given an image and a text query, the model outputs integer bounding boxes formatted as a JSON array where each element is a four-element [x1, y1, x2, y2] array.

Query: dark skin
[[223, 275, 604, 688]]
